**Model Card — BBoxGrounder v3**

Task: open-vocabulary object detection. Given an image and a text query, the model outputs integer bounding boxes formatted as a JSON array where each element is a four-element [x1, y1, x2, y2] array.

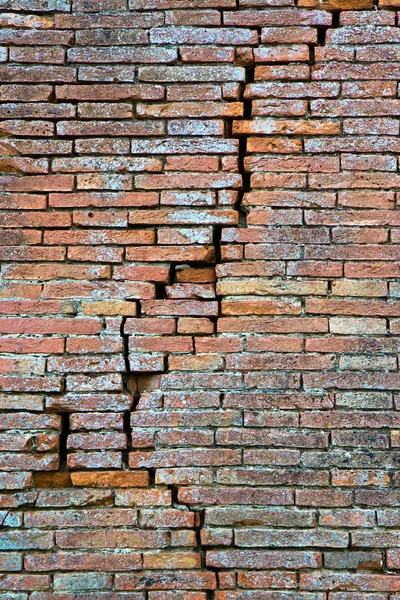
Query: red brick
[[2, 3, 399, 595], [207, 550, 321, 569], [301, 573, 400, 591], [25, 552, 142, 572], [115, 571, 216, 591]]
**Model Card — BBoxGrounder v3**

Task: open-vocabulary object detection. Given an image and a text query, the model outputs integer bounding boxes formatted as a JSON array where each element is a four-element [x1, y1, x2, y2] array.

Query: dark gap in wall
[[315, 11, 340, 50], [120, 315, 139, 467], [317, 26, 327, 46], [58, 412, 70, 470], [148, 467, 156, 486], [154, 264, 175, 299], [236, 61, 255, 228], [213, 225, 223, 319], [122, 408, 133, 467], [122, 389, 141, 467], [194, 508, 207, 569], [213, 224, 222, 265], [332, 10, 340, 27], [155, 282, 167, 299], [309, 42, 315, 65], [120, 315, 131, 383]]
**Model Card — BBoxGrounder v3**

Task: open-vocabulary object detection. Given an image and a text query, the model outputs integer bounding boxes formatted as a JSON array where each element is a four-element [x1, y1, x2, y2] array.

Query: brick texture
[[1, 0, 400, 596]]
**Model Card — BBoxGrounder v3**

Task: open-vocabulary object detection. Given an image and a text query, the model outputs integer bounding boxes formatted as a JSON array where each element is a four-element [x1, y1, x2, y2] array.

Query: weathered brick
[[2, 2, 399, 595]]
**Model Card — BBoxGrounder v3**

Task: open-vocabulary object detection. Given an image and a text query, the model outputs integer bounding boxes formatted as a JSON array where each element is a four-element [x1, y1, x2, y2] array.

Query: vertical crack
[[115, 42, 260, 587], [194, 508, 207, 570], [122, 407, 133, 468], [169, 485, 209, 582], [315, 12, 340, 50], [120, 314, 140, 467], [213, 225, 222, 265], [316, 24, 329, 46], [331, 10, 340, 27], [58, 412, 70, 471], [120, 315, 131, 384], [236, 60, 255, 228]]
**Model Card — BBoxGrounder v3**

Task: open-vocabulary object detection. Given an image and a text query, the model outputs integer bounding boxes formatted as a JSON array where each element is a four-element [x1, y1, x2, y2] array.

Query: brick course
[[1, 0, 400, 596]]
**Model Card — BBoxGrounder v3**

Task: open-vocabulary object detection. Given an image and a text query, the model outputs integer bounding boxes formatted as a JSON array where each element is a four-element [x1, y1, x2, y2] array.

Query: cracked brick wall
[[2, 0, 400, 597]]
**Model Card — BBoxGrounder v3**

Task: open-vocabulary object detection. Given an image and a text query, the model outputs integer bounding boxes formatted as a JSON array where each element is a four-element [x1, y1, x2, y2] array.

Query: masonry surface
[[3, 0, 400, 596]]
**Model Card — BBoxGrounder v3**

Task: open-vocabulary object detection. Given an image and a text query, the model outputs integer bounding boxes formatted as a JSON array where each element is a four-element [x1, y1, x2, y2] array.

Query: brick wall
[[1, 0, 400, 596]]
